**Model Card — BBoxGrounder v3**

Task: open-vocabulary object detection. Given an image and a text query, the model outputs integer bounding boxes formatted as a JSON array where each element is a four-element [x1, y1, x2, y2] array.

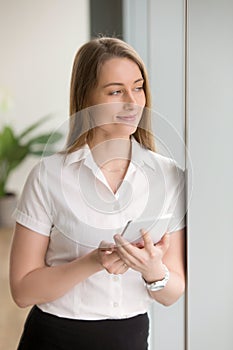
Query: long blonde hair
[[66, 37, 155, 152]]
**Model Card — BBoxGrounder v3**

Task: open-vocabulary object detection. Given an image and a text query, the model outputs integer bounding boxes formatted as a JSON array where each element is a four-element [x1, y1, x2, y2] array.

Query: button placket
[[111, 274, 122, 313], [113, 275, 119, 282]]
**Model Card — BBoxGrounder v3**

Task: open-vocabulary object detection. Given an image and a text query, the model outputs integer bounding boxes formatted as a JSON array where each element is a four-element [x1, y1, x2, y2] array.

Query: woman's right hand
[[10, 223, 113, 307], [97, 241, 129, 275]]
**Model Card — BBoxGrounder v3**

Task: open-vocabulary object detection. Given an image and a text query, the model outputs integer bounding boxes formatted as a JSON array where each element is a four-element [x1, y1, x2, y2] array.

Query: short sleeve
[[166, 164, 186, 233], [13, 161, 53, 236]]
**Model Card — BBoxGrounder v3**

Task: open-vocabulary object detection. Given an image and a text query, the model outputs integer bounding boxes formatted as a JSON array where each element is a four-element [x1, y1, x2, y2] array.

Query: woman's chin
[[117, 124, 137, 134], [95, 124, 137, 138]]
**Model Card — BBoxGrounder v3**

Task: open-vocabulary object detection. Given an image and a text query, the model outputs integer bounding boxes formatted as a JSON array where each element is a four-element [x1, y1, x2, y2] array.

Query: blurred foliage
[[0, 115, 63, 197]]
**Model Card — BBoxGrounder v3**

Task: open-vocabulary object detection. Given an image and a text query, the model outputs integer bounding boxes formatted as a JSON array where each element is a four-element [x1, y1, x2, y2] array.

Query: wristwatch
[[143, 264, 170, 292]]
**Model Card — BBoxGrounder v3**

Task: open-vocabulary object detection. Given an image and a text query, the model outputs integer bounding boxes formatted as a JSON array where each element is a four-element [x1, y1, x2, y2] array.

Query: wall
[[0, 0, 89, 194], [148, 2, 186, 349], [187, 0, 233, 348], [123, 1, 186, 349]]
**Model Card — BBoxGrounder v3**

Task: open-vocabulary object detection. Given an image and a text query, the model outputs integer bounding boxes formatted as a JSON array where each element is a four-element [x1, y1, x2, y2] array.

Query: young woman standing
[[10, 37, 186, 350]]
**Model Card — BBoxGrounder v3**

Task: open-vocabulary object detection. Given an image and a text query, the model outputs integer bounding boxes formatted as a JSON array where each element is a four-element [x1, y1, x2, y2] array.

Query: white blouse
[[14, 138, 186, 320]]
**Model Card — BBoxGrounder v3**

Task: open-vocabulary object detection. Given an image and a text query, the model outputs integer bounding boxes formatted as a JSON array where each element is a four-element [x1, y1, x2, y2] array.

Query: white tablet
[[120, 215, 172, 245]]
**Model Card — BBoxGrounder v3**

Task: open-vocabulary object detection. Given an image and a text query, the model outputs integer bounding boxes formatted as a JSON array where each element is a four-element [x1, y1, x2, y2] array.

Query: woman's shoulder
[[141, 148, 185, 191], [26, 152, 66, 181], [144, 147, 183, 173]]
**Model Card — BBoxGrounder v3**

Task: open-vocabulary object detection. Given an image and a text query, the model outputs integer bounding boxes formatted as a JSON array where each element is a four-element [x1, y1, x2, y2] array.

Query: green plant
[[0, 115, 63, 197]]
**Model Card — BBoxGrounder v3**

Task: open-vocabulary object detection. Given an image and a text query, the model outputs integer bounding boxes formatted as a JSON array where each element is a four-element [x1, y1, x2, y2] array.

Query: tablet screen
[[121, 215, 172, 244]]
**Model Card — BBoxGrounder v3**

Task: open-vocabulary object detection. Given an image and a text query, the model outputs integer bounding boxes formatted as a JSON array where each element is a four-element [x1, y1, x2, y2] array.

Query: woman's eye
[[134, 86, 144, 92], [109, 90, 122, 96]]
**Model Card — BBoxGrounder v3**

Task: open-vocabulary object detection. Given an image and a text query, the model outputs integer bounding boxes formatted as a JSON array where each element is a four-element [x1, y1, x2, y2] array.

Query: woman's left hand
[[114, 231, 170, 282]]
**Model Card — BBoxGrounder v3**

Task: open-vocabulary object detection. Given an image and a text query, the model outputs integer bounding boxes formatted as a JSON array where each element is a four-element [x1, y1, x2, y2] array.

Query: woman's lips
[[116, 115, 137, 122]]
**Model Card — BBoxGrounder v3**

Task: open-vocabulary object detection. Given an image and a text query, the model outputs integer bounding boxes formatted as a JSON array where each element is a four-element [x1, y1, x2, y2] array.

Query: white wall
[[149, 2, 186, 350], [123, 1, 186, 349], [0, 0, 89, 193], [124, 1, 233, 349], [187, 0, 233, 349]]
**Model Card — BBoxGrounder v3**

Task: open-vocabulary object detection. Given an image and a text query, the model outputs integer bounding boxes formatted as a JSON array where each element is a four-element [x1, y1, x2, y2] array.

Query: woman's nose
[[123, 102, 135, 111], [123, 91, 136, 109], [125, 91, 136, 103]]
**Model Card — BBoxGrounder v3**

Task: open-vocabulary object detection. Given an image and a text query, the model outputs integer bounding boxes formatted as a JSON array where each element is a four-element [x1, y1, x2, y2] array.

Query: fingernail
[[105, 250, 112, 255]]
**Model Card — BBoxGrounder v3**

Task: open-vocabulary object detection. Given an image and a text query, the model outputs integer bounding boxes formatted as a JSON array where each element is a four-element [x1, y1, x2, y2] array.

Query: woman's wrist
[[142, 262, 166, 283], [87, 249, 104, 272]]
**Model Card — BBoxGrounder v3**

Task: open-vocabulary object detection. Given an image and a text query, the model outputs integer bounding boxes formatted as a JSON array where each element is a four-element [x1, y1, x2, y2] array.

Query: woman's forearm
[[147, 271, 185, 306], [11, 250, 103, 308]]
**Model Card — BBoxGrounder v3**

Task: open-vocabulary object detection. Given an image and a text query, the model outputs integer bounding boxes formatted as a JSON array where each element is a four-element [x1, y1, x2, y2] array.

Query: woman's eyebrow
[[102, 78, 144, 88]]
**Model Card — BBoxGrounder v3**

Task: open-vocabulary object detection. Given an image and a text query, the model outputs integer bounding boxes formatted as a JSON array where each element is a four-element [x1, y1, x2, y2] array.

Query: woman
[[10, 37, 186, 350]]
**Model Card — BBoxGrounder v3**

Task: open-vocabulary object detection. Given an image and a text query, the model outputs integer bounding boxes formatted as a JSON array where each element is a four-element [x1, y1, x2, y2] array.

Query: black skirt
[[17, 306, 149, 350]]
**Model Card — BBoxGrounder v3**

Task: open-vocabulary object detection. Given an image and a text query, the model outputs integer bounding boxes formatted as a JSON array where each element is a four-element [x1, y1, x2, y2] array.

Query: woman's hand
[[114, 231, 170, 282], [97, 240, 129, 275], [114, 229, 186, 306]]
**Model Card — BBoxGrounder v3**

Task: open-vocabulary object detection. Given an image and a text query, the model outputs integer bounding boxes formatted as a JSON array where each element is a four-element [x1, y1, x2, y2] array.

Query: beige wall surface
[[0, 0, 89, 195], [0, 1, 89, 349]]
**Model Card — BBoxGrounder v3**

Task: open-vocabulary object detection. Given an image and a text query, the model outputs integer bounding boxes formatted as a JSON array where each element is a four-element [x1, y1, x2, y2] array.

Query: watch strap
[[143, 264, 170, 292]]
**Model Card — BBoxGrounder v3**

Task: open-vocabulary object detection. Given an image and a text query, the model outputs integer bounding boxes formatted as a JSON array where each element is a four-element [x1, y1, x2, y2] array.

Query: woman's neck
[[88, 136, 131, 170]]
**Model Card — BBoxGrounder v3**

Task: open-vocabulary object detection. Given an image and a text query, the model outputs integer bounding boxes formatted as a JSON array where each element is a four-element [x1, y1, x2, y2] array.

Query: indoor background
[[0, 1, 232, 349]]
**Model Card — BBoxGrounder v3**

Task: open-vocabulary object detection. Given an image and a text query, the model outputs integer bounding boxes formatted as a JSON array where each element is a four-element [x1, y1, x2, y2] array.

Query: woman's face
[[88, 57, 146, 139]]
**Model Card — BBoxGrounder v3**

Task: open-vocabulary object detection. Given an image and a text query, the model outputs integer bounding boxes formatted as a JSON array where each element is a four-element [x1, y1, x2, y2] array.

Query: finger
[[104, 258, 129, 275], [156, 233, 170, 252], [141, 230, 154, 251], [99, 240, 115, 254], [114, 234, 141, 267], [113, 234, 131, 248], [101, 252, 122, 271], [119, 263, 129, 274], [114, 234, 136, 256], [103, 252, 121, 265], [134, 241, 144, 249], [113, 262, 129, 275]]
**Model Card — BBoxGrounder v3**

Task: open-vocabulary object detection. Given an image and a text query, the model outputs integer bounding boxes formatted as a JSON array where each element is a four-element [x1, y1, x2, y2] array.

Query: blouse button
[[113, 302, 119, 308], [113, 276, 119, 282]]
